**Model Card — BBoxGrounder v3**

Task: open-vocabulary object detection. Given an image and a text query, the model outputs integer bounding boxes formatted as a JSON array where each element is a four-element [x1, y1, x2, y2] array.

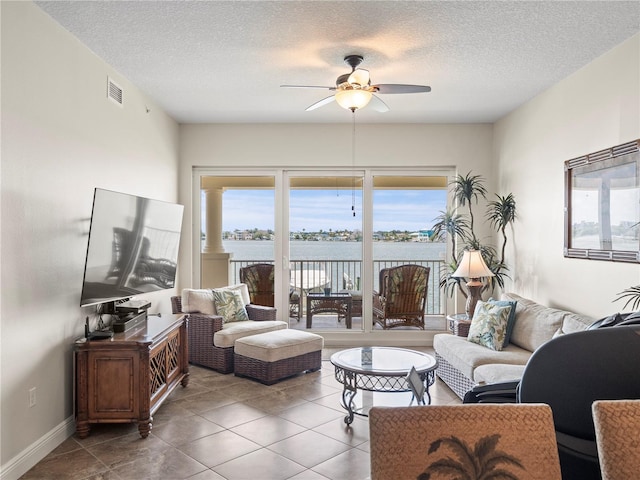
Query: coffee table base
[[334, 367, 435, 425]]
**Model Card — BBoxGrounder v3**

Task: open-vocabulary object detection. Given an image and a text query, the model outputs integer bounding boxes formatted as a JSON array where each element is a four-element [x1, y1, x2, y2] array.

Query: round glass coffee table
[[330, 347, 437, 425]]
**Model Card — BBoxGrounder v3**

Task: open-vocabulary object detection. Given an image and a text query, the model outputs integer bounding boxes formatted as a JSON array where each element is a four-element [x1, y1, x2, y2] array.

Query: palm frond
[[485, 194, 517, 230], [439, 261, 468, 299], [424, 458, 473, 480], [474, 434, 501, 462], [483, 469, 520, 480], [486, 193, 517, 265], [431, 209, 470, 240], [429, 436, 478, 478], [482, 452, 525, 474], [450, 172, 488, 207], [614, 285, 640, 311]]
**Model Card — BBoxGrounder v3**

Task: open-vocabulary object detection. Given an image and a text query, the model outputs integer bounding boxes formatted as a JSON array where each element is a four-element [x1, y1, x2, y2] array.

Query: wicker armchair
[[372, 264, 429, 329], [171, 295, 278, 374], [239, 263, 301, 321]]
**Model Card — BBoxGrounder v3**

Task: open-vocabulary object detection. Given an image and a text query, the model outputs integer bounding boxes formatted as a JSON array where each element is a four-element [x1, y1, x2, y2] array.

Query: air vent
[[107, 77, 123, 106]]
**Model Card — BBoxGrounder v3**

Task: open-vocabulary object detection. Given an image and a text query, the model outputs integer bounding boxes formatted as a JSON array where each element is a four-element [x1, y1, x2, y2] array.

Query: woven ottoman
[[234, 329, 324, 385]]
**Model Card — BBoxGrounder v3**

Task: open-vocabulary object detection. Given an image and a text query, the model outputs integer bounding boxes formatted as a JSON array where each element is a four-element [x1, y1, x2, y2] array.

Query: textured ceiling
[[35, 1, 639, 124]]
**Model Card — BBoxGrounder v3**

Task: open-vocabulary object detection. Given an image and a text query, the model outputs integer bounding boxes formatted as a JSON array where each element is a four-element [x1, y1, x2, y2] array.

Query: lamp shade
[[452, 250, 495, 279], [335, 89, 373, 111]]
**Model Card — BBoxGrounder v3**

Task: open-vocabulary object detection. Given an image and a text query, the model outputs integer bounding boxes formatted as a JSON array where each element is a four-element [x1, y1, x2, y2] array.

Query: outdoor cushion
[[234, 329, 324, 363], [213, 320, 287, 348], [181, 284, 251, 316], [181, 288, 215, 315]]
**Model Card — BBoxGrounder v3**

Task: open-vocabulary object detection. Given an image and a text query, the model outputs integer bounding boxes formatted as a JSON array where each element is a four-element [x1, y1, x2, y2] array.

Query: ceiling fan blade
[[305, 95, 336, 111], [348, 68, 370, 87], [373, 84, 432, 94], [281, 85, 335, 90], [369, 94, 390, 113]]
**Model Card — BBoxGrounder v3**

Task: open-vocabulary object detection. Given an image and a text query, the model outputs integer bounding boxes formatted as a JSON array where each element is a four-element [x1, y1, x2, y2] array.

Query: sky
[[218, 189, 448, 232], [572, 189, 639, 225]]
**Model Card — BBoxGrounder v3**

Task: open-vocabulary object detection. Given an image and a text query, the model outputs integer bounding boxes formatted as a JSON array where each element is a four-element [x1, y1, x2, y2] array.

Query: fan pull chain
[[352, 111, 356, 217]]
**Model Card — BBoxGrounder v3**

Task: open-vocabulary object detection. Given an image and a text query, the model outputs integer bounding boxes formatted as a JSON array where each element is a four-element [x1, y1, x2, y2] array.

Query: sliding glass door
[[195, 168, 451, 338], [371, 175, 448, 331], [199, 175, 278, 309], [287, 174, 363, 331]]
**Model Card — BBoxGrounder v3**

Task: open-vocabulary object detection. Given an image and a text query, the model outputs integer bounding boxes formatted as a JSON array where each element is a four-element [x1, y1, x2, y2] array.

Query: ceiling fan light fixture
[[335, 89, 372, 111], [347, 68, 370, 87]]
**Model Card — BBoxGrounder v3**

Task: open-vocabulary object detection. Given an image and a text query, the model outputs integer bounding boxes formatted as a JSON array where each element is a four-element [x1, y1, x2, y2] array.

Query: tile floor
[[20, 347, 461, 480]]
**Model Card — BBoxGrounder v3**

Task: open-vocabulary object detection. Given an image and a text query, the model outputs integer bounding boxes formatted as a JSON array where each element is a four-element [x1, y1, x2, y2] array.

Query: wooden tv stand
[[74, 314, 189, 438]]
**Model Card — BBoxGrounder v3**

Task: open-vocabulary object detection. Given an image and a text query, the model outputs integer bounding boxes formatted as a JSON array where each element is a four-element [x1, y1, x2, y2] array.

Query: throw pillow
[[212, 288, 249, 323], [488, 297, 518, 347], [467, 300, 512, 351], [227, 283, 252, 306], [181, 288, 216, 315]]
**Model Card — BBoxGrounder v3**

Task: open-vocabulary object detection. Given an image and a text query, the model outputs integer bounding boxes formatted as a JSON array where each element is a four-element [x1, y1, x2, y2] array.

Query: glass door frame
[[191, 168, 282, 308], [192, 166, 454, 345]]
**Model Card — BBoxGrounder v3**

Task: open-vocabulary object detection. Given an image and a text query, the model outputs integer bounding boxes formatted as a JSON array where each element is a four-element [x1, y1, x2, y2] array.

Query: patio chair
[[369, 404, 561, 480], [339, 272, 362, 317], [372, 264, 429, 329], [239, 263, 301, 321]]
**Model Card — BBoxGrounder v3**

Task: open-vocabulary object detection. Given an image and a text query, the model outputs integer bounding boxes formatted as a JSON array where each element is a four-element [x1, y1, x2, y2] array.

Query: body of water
[[223, 240, 446, 261]]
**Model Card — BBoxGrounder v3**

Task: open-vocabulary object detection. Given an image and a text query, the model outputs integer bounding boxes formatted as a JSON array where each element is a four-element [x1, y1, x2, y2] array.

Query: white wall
[[177, 123, 496, 286], [494, 33, 640, 317], [0, 2, 180, 477]]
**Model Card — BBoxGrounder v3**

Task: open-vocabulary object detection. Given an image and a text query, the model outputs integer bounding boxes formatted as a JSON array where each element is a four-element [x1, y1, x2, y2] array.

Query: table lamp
[[452, 250, 495, 319]]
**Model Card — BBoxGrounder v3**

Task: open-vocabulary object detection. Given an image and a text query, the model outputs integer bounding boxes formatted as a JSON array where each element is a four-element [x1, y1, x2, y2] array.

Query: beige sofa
[[433, 293, 594, 399]]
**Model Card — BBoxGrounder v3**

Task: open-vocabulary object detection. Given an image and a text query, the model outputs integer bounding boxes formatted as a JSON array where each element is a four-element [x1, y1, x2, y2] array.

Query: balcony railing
[[230, 259, 444, 315]]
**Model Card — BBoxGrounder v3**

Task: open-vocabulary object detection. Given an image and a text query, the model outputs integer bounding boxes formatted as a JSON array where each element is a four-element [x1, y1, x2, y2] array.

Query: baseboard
[[0, 416, 75, 480]]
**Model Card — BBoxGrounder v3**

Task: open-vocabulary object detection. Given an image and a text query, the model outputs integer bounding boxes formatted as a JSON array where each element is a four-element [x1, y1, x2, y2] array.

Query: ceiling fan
[[281, 55, 431, 113]]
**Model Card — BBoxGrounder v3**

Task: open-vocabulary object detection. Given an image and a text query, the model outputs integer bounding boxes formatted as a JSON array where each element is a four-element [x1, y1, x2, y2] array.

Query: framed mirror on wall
[[564, 139, 640, 263]]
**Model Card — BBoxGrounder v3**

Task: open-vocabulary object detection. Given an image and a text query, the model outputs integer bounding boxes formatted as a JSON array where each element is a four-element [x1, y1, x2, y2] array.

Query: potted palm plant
[[430, 209, 470, 299], [432, 171, 517, 301]]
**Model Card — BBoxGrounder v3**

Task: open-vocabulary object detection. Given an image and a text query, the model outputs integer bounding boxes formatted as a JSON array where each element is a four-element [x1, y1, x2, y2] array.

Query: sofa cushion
[[558, 311, 594, 335], [213, 320, 287, 348], [467, 301, 512, 351], [502, 293, 565, 351], [473, 363, 526, 384], [433, 333, 531, 380]]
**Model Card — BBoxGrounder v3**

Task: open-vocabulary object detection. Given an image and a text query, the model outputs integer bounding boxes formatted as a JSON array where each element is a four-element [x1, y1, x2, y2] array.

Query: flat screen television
[[80, 188, 184, 308]]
